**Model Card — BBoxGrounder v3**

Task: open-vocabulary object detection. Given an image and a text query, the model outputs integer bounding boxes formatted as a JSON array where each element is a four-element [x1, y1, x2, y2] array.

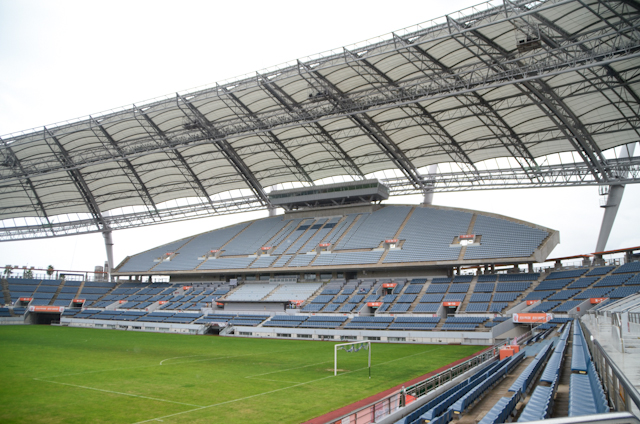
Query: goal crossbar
[[334, 340, 371, 377]]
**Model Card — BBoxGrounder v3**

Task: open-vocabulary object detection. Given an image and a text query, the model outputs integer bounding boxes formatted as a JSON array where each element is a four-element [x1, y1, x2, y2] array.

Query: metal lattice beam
[[260, 73, 366, 179], [43, 127, 106, 230], [90, 119, 160, 216], [0, 0, 639, 241], [1, 155, 638, 241], [133, 105, 218, 211], [218, 87, 315, 186], [175, 93, 270, 206]]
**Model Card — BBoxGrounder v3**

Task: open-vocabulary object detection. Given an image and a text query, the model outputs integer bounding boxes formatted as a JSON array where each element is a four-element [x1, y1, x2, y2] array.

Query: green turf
[[0, 326, 485, 423]]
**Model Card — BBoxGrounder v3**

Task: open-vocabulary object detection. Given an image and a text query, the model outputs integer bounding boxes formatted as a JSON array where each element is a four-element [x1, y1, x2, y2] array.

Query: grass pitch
[[0, 326, 485, 423]]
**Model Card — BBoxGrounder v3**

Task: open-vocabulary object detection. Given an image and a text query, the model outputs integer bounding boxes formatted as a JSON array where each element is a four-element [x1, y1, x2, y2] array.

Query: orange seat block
[[500, 347, 514, 360]]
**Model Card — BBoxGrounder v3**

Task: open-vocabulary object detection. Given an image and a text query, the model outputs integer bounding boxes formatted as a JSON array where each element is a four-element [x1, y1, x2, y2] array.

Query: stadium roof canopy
[[1, 0, 640, 242]]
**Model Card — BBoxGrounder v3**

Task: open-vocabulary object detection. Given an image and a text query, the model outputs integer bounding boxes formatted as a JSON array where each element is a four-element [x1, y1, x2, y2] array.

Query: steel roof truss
[[42, 128, 105, 230], [217, 87, 314, 185], [298, 62, 426, 191], [132, 105, 218, 211], [259, 73, 366, 179], [447, 14, 612, 181], [175, 94, 270, 206], [90, 120, 160, 216], [342, 49, 480, 179]]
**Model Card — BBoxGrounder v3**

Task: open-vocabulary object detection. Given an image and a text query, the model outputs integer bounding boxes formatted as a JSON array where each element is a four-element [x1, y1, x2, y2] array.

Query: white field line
[[38, 345, 318, 380], [159, 355, 202, 365], [244, 360, 333, 378], [132, 346, 444, 424], [33, 378, 204, 407], [244, 377, 304, 384]]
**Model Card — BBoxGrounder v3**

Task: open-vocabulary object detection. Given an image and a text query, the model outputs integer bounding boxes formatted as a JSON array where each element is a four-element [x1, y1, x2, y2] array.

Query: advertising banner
[[512, 313, 552, 323], [28, 305, 64, 313], [443, 301, 460, 307]]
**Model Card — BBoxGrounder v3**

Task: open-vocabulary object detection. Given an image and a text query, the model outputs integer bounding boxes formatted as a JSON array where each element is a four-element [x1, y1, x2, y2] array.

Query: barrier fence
[[325, 340, 508, 424], [580, 321, 640, 417]]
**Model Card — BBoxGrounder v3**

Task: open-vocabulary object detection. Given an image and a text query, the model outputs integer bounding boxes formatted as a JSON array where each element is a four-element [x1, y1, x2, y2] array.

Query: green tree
[[46, 265, 54, 278]]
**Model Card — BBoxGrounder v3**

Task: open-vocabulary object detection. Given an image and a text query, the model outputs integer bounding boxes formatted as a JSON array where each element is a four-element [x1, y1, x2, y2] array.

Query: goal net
[[334, 340, 371, 377]]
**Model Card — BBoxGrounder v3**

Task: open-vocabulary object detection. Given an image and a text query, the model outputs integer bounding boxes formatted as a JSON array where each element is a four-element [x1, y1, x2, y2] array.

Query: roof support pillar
[[422, 164, 438, 205], [595, 143, 636, 252], [103, 228, 114, 282]]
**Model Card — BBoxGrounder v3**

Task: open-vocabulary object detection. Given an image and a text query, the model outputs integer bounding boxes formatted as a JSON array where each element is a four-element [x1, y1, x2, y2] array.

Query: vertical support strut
[[103, 228, 114, 281], [595, 143, 636, 252], [422, 164, 438, 205]]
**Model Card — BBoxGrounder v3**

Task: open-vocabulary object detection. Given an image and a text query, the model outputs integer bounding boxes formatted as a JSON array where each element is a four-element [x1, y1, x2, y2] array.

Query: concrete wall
[[223, 302, 285, 312], [61, 318, 206, 335], [230, 326, 493, 345], [0, 317, 25, 325]]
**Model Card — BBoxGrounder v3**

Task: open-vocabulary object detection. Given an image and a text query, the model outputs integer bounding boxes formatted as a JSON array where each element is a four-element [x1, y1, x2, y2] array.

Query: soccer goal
[[334, 340, 371, 377]]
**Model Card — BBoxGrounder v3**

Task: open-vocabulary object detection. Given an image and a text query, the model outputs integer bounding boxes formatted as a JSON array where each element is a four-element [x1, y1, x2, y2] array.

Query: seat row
[[508, 342, 553, 395], [395, 353, 524, 424], [569, 320, 609, 417]]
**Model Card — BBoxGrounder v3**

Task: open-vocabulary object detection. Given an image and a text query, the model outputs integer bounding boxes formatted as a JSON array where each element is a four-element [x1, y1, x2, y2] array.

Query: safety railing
[[325, 340, 507, 424], [580, 320, 640, 416]]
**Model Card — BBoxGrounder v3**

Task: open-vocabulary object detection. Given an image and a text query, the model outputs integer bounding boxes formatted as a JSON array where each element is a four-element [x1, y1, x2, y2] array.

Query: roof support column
[[103, 228, 114, 281], [422, 164, 438, 205], [595, 143, 636, 251]]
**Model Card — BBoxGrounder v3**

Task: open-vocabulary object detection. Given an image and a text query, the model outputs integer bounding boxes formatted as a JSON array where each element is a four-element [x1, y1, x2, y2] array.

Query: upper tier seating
[[385, 207, 472, 263], [153, 222, 249, 271], [119, 237, 195, 272], [613, 262, 640, 274], [587, 266, 615, 276], [221, 217, 287, 255], [336, 206, 411, 250], [300, 217, 341, 252], [464, 215, 547, 260], [500, 273, 540, 281], [545, 269, 588, 279], [312, 251, 383, 266], [593, 274, 633, 287], [199, 257, 256, 270], [477, 274, 498, 282]]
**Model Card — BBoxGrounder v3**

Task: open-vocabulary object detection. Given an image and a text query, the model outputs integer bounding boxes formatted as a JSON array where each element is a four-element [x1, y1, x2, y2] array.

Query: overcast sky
[[0, 0, 638, 274]]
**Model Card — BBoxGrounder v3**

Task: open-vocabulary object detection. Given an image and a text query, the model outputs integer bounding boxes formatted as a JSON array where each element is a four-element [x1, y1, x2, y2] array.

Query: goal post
[[334, 340, 371, 377]]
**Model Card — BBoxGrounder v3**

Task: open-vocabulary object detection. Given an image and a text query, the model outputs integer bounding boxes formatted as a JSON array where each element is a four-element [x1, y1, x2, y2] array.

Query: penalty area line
[[244, 360, 333, 378], [159, 355, 204, 365], [33, 378, 203, 407], [132, 346, 445, 423]]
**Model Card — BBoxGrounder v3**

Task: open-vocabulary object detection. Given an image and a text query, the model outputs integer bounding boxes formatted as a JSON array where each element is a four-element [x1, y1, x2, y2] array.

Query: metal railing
[[325, 341, 507, 424], [580, 321, 640, 416]]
